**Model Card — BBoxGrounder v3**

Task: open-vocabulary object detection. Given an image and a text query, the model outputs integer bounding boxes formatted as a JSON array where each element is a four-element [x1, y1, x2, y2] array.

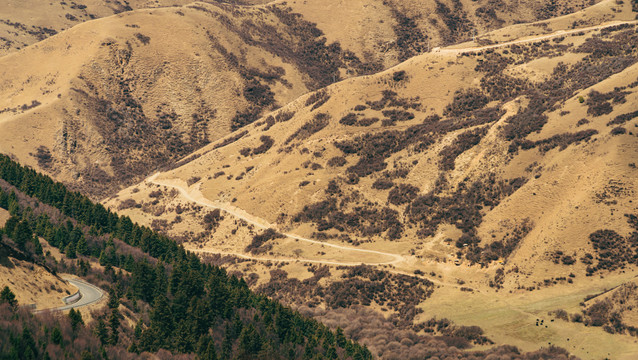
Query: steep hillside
[[0, 2, 379, 199], [0, 155, 375, 360], [1, 0, 613, 62], [0, 0, 273, 56], [107, 4, 638, 357], [0, 0, 628, 200], [2, 0, 638, 358], [0, 208, 77, 310], [285, 0, 623, 67]]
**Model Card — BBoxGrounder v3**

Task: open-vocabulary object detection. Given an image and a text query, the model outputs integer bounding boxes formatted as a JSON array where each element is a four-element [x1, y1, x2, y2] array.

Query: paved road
[[36, 278, 104, 312]]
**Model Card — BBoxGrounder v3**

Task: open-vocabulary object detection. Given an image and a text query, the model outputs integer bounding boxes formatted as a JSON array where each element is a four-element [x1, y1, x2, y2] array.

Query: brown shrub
[[388, 184, 420, 205], [252, 135, 275, 155], [245, 228, 285, 254], [444, 89, 489, 118], [305, 90, 331, 111], [285, 113, 330, 144], [438, 127, 488, 170], [608, 110, 638, 126], [610, 127, 627, 136], [186, 176, 201, 186], [31, 146, 53, 168], [372, 178, 394, 190], [327, 156, 347, 167]]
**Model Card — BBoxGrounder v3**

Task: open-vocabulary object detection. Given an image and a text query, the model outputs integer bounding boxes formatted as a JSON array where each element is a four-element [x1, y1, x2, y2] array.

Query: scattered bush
[[576, 118, 590, 127], [213, 130, 248, 150], [438, 127, 488, 170], [134, 33, 150, 45], [372, 178, 394, 190], [186, 176, 201, 186], [305, 90, 331, 111], [388, 184, 420, 205], [262, 115, 276, 131], [285, 113, 331, 144], [327, 156, 347, 167], [31, 146, 53, 168], [252, 135, 275, 155], [611, 127, 627, 136], [586, 90, 627, 117], [275, 110, 295, 122], [339, 113, 358, 126], [608, 110, 638, 126], [444, 89, 489, 118], [203, 209, 223, 230], [386, 4, 429, 61], [245, 228, 285, 254], [392, 70, 407, 82], [117, 198, 138, 210]]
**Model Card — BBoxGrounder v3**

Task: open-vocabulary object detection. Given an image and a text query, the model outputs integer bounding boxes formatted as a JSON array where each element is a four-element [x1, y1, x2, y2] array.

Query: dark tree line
[[0, 154, 372, 360]]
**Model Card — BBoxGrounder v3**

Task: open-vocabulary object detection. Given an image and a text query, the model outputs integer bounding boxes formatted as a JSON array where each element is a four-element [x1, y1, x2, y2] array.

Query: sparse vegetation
[[387, 184, 420, 205], [245, 228, 285, 254], [327, 156, 347, 167], [30, 146, 53, 168], [0, 155, 373, 360], [285, 113, 331, 145], [438, 127, 488, 170]]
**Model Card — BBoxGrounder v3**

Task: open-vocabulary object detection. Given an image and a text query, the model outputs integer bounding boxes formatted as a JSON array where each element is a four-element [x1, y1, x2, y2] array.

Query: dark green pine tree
[[325, 346, 338, 360], [107, 288, 120, 309], [13, 220, 33, 250], [7, 197, 20, 217], [76, 236, 88, 256], [153, 262, 168, 300], [336, 327, 347, 348], [19, 327, 39, 359], [149, 294, 174, 347], [3, 216, 18, 236], [0, 286, 18, 308], [51, 326, 63, 346], [238, 323, 263, 356], [69, 308, 84, 331], [32, 237, 43, 256], [94, 319, 109, 345], [197, 336, 218, 360], [108, 308, 121, 345], [64, 241, 76, 259]]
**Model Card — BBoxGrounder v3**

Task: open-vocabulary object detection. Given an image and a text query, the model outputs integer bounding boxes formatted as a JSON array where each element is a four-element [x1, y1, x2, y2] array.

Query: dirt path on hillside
[[147, 173, 405, 266], [435, 20, 638, 55]]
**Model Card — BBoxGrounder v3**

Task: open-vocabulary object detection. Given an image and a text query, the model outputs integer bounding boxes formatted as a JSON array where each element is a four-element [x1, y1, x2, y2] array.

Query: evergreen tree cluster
[[0, 154, 372, 360]]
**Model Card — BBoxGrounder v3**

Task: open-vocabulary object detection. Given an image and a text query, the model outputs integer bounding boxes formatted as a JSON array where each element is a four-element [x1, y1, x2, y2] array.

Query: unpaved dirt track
[[147, 173, 405, 266], [436, 20, 638, 55]]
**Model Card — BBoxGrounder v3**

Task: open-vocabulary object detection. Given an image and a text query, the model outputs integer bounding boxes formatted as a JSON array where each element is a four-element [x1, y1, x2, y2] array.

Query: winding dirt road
[[435, 20, 638, 55], [147, 173, 405, 266], [140, 20, 638, 278]]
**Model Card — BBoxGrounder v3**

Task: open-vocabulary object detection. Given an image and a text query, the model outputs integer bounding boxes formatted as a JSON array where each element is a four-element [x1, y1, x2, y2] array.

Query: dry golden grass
[[0, 256, 76, 310], [2, 0, 638, 357], [0, 208, 9, 227], [103, 8, 638, 356]]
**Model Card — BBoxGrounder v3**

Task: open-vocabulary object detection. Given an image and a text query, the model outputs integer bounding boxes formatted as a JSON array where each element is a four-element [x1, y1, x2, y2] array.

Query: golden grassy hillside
[[105, 2, 638, 356], [285, 0, 612, 67], [2, 0, 638, 358], [0, 0, 197, 56], [0, 0, 276, 56], [0, 1, 386, 198], [0, 208, 76, 310], [0, 0, 622, 200]]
